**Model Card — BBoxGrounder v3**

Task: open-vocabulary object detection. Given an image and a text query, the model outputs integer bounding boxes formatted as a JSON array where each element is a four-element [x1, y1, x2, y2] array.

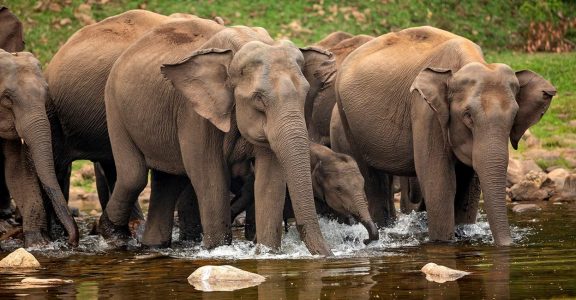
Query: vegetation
[[2, 0, 575, 153]]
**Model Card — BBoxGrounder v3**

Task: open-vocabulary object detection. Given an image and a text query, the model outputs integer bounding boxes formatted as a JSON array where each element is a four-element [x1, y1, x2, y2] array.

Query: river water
[[1, 201, 575, 299]]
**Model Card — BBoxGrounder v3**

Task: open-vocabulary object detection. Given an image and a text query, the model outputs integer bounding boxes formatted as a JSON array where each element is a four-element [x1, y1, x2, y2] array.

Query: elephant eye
[[463, 110, 473, 128], [0, 93, 13, 108]]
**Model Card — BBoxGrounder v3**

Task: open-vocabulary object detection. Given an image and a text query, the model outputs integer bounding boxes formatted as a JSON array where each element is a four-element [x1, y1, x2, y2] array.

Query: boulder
[[554, 174, 576, 201], [188, 265, 266, 292], [0, 248, 40, 268], [507, 158, 543, 187], [512, 203, 541, 213], [421, 263, 470, 283], [509, 171, 555, 201], [547, 168, 570, 190]]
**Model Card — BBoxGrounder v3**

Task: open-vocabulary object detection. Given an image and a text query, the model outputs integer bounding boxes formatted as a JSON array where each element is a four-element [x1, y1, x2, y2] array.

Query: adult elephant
[[101, 18, 335, 255], [0, 6, 25, 218], [0, 50, 78, 246], [334, 26, 555, 246], [307, 33, 373, 146], [45, 10, 202, 216]]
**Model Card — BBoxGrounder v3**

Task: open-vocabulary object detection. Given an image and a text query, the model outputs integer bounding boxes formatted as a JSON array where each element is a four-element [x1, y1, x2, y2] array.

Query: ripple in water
[[0, 212, 532, 259]]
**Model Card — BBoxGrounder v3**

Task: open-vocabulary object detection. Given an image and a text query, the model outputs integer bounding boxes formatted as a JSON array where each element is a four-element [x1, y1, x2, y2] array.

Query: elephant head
[[161, 27, 335, 256], [0, 50, 78, 245], [310, 143, 379, 244], [411, 62, 555, 246]]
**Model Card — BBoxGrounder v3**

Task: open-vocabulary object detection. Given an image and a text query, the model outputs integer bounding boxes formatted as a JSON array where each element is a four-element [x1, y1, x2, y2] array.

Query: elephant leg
[[180, 123, 231, 249], [230, 174, 255, 221], [254, 146, 286, 250], [454, 162, 481, 225], [3, 141, 50, 247], [97, 160, 144, 221], [0, 156, 13, 219], [176, 184, 202, 243], [412, 101, 457, 242], [245, 201, 256, 241], [100, 128, 148, 246], [361, 165, 396, 227], [141, 171, 188, 248], [400, 176, 424, 214]]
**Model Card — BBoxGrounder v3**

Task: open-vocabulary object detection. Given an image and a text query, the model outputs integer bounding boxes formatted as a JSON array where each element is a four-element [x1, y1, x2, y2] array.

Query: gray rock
[[507, 158, 543, 187], [512, 203, 541, 213]]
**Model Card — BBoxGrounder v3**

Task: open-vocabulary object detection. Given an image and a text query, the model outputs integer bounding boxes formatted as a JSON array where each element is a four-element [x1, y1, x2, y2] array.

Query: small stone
[[0, 248, 41, 268], [21, 278, 73, 285], [512, 203, 541, 213], [188, 265, 266, 292], [421, 263, 470, 283], [89, 209, 99, 216]]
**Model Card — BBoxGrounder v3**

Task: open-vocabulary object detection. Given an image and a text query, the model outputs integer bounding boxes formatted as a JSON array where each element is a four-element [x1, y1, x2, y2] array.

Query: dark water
[[1, 201, 575, 299]]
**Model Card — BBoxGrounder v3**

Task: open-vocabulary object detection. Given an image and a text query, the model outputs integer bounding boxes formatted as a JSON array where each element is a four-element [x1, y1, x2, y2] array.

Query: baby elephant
[[230, 142, 379, 244]]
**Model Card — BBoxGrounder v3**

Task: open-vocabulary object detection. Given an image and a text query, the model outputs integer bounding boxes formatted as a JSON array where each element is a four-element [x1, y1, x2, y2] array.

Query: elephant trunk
[[473, 128, 512, 246], [18, 109, 79, 246], [269, 110, 333, 256], [351, 192, 379, 244]]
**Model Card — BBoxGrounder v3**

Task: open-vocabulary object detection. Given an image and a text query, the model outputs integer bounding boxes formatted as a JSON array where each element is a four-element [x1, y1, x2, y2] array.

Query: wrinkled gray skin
[[102, 18, 335, 255], [0, 6, 25, 219], [307, 33, 374, 146], [334, 26, 556, 246], [45, 10, 187, 221], [229, 142, 379, 244], [0, 50, 78, 246]]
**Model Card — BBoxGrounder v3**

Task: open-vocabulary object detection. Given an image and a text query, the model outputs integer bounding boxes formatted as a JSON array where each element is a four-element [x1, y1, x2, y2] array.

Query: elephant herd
[[0, 8, 555, 256]]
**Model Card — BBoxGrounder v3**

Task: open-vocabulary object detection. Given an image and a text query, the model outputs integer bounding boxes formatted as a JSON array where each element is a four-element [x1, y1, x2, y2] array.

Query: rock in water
[[188, 265, 266, 292], [512, 203, 541, 213], [0, 248, 40, 268], [21, 278, 73, 285], [421, 263, 470, 283]]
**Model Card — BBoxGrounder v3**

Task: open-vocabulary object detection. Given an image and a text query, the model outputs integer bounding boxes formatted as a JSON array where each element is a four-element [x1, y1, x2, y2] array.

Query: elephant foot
[[24, 231, 50, 248], [179, 229, 202, 244], [244, 223, 256, 242], [141, 241, 171, 250], [99, 212, 131, 249]]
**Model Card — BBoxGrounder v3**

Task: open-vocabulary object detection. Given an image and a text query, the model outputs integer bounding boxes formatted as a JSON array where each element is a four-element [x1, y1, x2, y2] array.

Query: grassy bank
[[3, 0, 575, 152]]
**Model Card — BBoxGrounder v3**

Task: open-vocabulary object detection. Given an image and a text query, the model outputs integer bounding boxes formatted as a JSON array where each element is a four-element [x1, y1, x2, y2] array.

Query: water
[[1, 201, 575, 298]]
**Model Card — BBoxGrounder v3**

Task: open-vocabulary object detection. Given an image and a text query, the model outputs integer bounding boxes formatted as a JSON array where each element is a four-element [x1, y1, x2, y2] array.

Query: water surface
[[1, 201, 575, 299]]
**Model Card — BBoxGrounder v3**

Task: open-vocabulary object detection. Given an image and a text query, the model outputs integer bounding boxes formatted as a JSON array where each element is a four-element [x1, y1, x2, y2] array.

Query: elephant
[[333, 26, 556, 246], [0, 6, 25, 220], [100, 17, 335, 255], [229, 142, 379, 244], [44, 10, 188, 218], [306, 33, 374, 146], [0, 50, 78, 246], [0, 7, 24, 53]]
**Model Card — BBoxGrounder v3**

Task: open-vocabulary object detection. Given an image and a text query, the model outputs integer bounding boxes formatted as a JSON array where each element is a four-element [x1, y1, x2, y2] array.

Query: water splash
[[0, 212, 532, 260]]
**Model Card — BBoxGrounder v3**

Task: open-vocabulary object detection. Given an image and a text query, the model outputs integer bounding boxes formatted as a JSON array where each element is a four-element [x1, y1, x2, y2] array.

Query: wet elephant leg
[[141, 171, 189, 248], [0, 156, 13, 219], [3, 141, 50, 246], [97, 160, 144, 221], [245, 201, 256, 241], [454, 162, 481, 225], [176, 184, 202, 243], [400, 176, 425, 214], [362, 165, 396, 227]]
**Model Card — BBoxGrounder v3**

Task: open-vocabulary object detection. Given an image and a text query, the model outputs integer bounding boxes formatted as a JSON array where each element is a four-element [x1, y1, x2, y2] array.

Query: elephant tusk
[[20, 138, 25, 145]]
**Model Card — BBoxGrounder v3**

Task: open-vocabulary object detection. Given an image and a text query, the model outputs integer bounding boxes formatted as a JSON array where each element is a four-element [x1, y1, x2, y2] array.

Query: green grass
[[2, 0, 575, 153]]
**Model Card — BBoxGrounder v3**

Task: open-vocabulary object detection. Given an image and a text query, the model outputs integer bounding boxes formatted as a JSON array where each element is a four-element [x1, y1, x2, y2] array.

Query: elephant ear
[[0, 7, 25, 52], [510, 70, 556, 149], [410, 67, 453, 146], [162, 48, 234, 132], [310, 160, 325, 200], [300, 47, 336, 120]]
